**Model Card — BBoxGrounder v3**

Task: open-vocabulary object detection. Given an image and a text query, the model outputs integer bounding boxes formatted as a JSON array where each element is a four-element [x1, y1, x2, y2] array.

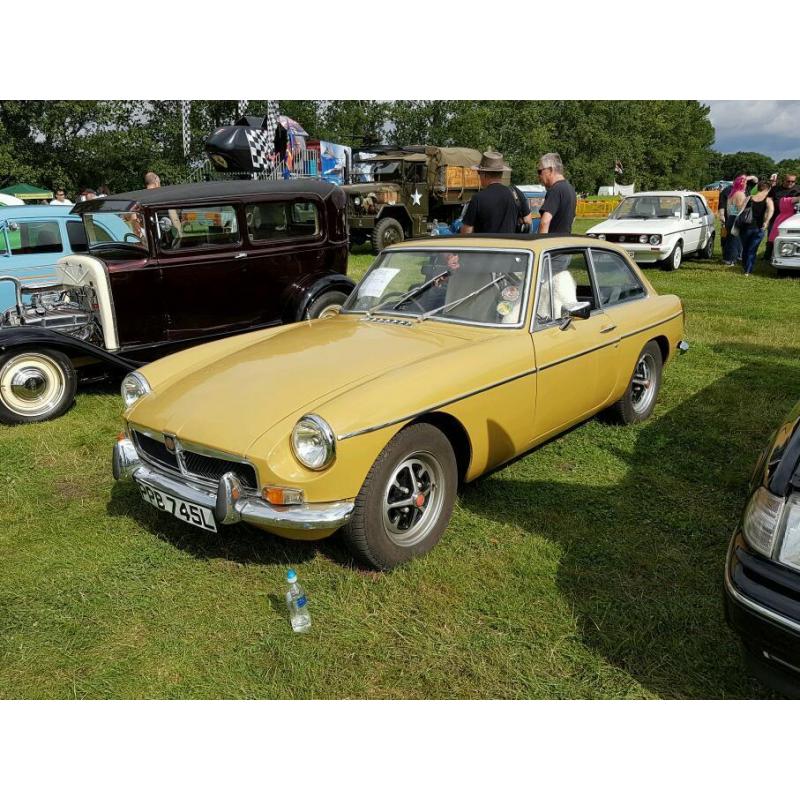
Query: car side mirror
[[559, 301, 591, 329], [689, 212, 700, 220]]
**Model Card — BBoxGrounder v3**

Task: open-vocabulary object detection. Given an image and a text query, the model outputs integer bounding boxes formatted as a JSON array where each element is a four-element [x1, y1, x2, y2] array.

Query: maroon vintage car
[[0, 180, 353, 423]]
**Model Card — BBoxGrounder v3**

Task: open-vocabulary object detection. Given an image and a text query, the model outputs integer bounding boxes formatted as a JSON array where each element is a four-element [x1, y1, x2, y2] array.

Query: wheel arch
[[377, 206, 414, 235], [406, 411, 472, 485], [651, 334, 670, 364]]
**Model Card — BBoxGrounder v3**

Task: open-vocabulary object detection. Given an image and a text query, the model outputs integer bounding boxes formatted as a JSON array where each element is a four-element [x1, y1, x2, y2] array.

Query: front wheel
[[372, 218, 404, 254], [660, 241, 683, 271], [306, 290, 349, 319], [342, 422, 457, 570], [0, 348, 77, 424], [606, 341, 663, 425]]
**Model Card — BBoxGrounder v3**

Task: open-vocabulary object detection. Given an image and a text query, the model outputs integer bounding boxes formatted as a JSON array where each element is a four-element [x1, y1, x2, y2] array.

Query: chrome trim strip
[[725, 536, 800, 636], [619, 311, 683, 341], [337, 366, 538, 441]]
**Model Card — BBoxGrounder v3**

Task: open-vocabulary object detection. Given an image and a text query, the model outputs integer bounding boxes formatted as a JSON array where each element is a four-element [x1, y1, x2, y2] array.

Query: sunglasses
[[537, 167, 551, 175]]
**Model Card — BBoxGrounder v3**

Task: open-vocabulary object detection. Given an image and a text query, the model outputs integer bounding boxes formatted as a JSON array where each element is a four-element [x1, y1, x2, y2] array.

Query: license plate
[[136, 481, 217, 532]]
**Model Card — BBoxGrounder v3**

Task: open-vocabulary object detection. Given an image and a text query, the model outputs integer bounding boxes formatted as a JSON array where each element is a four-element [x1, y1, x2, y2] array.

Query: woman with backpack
[[737, 179, 774, 276]]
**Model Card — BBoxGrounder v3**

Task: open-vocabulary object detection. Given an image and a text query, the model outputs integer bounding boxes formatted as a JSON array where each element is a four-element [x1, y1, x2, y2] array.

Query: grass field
[[1, 220, 799, 699]]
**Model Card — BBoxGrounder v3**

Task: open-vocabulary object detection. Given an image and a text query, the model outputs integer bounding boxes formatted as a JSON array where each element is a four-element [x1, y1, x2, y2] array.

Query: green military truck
[[344, 146, 488, 253]]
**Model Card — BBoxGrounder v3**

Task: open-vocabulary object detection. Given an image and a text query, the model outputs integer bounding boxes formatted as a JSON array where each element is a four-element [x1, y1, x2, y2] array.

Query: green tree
[[719, 151, 777, 180]]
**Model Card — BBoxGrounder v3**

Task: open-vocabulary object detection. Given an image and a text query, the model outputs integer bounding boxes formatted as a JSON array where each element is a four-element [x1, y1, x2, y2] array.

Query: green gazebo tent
[[0, 183, 53, 201]]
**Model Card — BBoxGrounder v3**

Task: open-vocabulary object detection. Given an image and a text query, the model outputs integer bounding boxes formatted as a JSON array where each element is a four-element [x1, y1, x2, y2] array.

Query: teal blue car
[[0, 205, 88, 312]]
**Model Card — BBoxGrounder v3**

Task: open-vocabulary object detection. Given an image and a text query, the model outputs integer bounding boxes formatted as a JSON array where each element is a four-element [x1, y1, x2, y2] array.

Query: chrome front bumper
[[112, 437, 354, 532]]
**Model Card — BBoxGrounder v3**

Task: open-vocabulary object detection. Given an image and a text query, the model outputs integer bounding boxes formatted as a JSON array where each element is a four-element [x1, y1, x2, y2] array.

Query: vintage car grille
[[131, 429, 258, 490]]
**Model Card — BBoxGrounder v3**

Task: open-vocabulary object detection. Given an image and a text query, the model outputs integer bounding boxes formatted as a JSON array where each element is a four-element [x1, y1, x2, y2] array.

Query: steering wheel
[[380, 291, 427, 313]]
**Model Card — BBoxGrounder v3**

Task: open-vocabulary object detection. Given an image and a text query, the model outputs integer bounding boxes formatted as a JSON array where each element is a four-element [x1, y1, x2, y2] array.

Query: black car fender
[[281, 272, 356, 322], [0, 327, 140, 371]]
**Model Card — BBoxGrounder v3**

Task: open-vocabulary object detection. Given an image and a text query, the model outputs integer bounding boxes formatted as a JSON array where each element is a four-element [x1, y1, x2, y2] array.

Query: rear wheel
[[342, 422, 457, 570], [700, 232, 715, 260], [372, 218, 404, 254], [606, 341, 663, 425], [305, 290, 349, 319], [0, 348, 77, 424]]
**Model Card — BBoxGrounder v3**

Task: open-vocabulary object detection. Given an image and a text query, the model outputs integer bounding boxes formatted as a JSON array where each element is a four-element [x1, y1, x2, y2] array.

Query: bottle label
[[296, 595, 308, 608]]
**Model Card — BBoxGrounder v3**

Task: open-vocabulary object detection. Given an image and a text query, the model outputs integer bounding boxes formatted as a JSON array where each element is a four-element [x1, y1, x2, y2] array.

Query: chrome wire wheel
[[316, 302, 342, 319], [630, 351, 657, 415], [382, 452, 445, 547], [0, 352, 67, 418]]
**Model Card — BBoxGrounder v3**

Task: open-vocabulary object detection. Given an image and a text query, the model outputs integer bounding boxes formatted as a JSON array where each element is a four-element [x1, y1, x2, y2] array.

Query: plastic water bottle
[[285, 569, 311, 633]]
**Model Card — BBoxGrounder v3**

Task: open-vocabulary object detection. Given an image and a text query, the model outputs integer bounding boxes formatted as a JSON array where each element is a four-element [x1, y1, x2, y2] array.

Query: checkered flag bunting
[[180, 100, 191, 158], [245, 128, 274, 171]]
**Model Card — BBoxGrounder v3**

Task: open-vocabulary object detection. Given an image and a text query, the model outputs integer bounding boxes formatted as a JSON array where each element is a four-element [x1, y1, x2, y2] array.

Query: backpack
[[508, 185, 530, 233], [732, 198, 753, 237]]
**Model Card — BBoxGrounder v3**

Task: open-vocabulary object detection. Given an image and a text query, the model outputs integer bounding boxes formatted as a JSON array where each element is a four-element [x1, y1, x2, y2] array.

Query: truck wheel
[[305, 290, 349, 319], [372, 218, 404, 254], [0, 348, 77, 424], [342, 422, 457, 570]]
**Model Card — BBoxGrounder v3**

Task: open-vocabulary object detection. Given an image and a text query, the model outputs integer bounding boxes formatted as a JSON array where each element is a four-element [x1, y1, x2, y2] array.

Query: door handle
[[234, 252, 247, 259], [600, 324, 617, 333]]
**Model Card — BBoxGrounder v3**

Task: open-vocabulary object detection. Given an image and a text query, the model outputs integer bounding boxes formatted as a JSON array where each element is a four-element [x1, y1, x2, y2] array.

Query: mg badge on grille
[[164, 434, 177, 453]]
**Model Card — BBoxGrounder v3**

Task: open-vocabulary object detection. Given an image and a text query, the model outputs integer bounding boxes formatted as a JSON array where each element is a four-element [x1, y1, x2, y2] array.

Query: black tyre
[[659, 241, 683, 271], [699, 232, 715, 260], [372, 217, 404, 254], [606, 341, 663, 425], [342, 422, 458, 570], [0, 347, 77, 424], [305, 290, 349, 319]]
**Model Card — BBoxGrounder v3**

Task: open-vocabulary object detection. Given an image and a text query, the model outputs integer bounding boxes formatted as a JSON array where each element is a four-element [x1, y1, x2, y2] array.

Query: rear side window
[[156, 205, 240, 251], [8, 221, 63, 255], [591, 249, 646, 306], [66, 221, 89, 253], [245, 201, 320, 242]]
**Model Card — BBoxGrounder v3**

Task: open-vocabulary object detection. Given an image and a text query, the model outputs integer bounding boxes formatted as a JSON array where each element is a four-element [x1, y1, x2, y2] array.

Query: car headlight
[[778, 495, 800, 570], [121, 371, 152, 409], [649, 235, 661, 245], [779, 242, 794, 256], [597, 234, 606, 240], [742, 486, 785, 557], [639, 234, 648, 244], [353, 196, 361, 206], [291, 414, 336, 470]]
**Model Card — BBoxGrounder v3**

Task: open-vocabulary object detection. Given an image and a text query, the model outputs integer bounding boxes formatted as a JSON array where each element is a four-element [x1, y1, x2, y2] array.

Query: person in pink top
[[769, 196, 799, 244]]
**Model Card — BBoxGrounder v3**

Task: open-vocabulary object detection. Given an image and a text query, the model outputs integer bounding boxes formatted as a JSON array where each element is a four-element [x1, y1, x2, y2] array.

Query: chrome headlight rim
[[778, 242, 794, 256], [291, 414, 336, 471], [649, 234, 661, 245], [121, 371, 152, 409], [638, 234, 648, 244]]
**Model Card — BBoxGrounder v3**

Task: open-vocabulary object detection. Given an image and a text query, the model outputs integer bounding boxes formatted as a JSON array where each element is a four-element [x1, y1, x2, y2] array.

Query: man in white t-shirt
[[49, 188, 73, 206]]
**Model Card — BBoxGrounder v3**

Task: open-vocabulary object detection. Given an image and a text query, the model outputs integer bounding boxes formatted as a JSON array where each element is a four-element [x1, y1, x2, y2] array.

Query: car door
[[155, 203, 253, 342], [242, 197, 327, 325], [693, 194, 712, 250], [682, 196, 702, 253], [530, 247, 621, 442]]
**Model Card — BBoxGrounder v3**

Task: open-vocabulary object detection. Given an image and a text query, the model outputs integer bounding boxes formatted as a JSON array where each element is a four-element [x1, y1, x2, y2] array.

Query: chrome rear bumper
[[112, 437, 353, 532]]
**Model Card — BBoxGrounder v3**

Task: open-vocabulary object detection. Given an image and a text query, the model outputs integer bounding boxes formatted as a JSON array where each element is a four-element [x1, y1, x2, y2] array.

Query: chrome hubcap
[[317, 303, 342, 319], [0, 353, 66, 417], [631, 353, 657, 413], [673, 247, 682, 269], [382, 453, 445, 547]]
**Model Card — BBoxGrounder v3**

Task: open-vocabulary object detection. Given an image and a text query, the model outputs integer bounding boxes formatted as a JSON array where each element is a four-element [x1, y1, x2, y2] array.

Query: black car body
[[725, 397, 800, 696]]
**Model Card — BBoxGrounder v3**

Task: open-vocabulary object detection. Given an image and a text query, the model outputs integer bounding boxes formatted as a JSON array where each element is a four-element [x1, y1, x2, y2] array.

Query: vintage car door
[[682, 196, 702, 253], [241, 197, 328, 325], [530, 247, 621, 440], [155, 203, 254, 341]]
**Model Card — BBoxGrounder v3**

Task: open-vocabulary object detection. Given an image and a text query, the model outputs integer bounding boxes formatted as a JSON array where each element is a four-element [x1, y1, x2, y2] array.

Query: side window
[[8, 221, 63, 255], [535, 249, 595, 325], [156, 205, 239, 251], [66, 221, 89, 253], [685, 197, 696, 218], [591, 249, 646, 307], [245, 201, 320, 242], [693, 195, 708, 215]]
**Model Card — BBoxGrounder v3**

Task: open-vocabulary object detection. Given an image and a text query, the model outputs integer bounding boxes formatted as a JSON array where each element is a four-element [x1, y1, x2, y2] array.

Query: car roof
[[385, 233, 625, 253], [624, 191, 699, 197], [73, 179, 340, 213], [0, 205, 78, 219]]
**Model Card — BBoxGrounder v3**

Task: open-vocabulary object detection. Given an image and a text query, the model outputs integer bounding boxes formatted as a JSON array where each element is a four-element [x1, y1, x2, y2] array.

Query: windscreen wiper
[[365, 271, 449, 317]]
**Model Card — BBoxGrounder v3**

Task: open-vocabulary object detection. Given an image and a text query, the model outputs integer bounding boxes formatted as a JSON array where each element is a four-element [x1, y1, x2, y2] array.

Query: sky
[[705, 101, 800, 161]]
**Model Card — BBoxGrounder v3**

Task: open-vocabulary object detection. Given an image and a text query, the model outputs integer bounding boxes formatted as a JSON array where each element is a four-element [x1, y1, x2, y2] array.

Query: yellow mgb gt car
[[112, 235, 688, 569]]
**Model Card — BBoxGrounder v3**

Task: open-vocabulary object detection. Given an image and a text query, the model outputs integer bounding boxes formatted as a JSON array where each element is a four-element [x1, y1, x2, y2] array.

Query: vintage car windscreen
[[343, 249, 530, 326], [84, 212, 148, 252], [611, 196, 682, 220]]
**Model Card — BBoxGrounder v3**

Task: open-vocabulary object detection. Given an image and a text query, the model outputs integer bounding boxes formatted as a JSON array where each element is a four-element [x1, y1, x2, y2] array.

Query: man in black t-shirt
[[537, 152, 576, 235], [461, 151, 531, 235]]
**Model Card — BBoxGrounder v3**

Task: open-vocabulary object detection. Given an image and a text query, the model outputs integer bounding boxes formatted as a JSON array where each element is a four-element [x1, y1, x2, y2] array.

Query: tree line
[[1, 100, 796, 197]]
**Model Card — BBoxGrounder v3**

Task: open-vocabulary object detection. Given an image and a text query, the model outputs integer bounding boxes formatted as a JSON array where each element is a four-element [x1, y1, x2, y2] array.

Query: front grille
[[133, 431, 179, 471], [182, 450, 258, 490]]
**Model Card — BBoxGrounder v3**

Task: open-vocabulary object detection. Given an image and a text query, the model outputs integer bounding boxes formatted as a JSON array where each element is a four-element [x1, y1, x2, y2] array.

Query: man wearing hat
[[460, 151, 530, 235]]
